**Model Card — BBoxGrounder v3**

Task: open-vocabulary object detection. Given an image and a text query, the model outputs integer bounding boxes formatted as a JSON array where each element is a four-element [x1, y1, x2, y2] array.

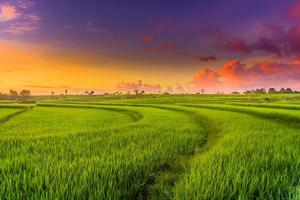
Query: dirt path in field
[[118, 104, 221, 200], [63, 103, 221, 199], [136, 103, 300, 199], [0, 106, 34, 125]]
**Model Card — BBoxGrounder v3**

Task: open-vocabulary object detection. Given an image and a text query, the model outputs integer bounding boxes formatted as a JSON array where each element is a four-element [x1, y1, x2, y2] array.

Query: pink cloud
[[217, 37, 251, 53], [0, 4, 19, 21], [194, 55, 217, 62], [191, 59, 300, 92], [253, 37, 282, 56], [288, 23, 300, 55], [0, 1, 41, 34], [16, 0, 35, 9], [287, 1, 300, 18], [116, 80, 161, 93]]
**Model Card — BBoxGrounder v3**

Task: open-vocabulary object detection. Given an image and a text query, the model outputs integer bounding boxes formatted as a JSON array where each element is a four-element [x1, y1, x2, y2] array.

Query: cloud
[[140, 34, 154, 41], [253, 37, 282, 56], [209, 21, 300, 57], [0, 1, 41, 34], [192, 68, 220, 90], [288, 23, 300, 55], [116, 80, 161, 93], [5, 21, 40, 34], [144, 41, 176, 52], [217, 37, 251, 53], [191, 59, 300, 92], [219, 60, 247, 85], [0, 4, 19, 21], [194, 55, 216, 62], [287, 1, 300, 18], [16, 0, 35, 9]]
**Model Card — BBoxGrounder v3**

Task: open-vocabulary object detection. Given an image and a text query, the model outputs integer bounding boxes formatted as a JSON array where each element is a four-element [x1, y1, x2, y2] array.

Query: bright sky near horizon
[[0, 0, 300, 94]]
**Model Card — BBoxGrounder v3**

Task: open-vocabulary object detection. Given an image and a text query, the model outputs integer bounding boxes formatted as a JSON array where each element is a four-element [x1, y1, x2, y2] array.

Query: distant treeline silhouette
[[0, 89, 31, 101], [237, 88, 299, 95]]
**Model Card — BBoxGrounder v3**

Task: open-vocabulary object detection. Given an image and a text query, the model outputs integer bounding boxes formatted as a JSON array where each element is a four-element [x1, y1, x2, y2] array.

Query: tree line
[[0, 90, 31, 101], [231, 88, 299, 95]]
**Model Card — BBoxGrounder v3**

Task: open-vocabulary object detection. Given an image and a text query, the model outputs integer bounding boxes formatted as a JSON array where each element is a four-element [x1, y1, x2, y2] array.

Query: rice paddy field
[[0, 94, 300, 199]]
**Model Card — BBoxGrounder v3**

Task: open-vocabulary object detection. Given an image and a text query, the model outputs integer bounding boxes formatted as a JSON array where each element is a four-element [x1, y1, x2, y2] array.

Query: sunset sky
[[1, 0, 300, 94]]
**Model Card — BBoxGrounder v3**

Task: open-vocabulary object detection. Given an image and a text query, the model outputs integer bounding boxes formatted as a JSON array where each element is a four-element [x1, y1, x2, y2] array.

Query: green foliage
[[0, 94, 299, 199]]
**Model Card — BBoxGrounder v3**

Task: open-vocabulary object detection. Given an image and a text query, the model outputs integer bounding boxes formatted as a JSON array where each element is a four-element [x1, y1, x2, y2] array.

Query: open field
[[0, 94, 299, 199]]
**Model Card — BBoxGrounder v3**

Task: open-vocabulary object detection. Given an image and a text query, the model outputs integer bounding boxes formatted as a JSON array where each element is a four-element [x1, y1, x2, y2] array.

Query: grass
[[0, 94, 299, 199], [0, 104, 204, 199], [173, 107, 300, 200]]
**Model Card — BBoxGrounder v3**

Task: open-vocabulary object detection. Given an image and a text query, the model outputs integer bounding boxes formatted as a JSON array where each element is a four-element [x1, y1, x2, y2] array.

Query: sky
[[0, 0, 300, 94]]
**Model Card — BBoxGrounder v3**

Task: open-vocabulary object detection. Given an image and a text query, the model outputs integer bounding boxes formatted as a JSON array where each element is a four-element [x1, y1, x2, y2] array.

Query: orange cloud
[[0, 4, 19, 21], [219, 60, 247, 85], [191, 59, 300, 92], [192, 68, 220, 90]]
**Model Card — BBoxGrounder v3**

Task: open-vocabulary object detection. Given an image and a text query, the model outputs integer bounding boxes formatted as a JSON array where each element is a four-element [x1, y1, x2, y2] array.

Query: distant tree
[[268, 88, 277, 94], [285, 88, 293, 93], [201, 89, 204, 94], [89, 91, 95, 95], [19, 90, 31, 100], [65, 89, 68, 96], [243, 90, 251, 94], [260, 88, 267, 94], [255, 88, 266, 94], [134, 89, 139, 95], [244, 90, 255, 94], [279, 88, 286, 93], [9, 89, 19, 100], [232, 91, 240, 95], [140, 90, 145, 95]]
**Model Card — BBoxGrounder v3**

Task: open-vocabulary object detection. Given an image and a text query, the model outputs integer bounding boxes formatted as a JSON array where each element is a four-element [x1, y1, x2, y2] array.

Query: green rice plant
[[0, 104, 205, 199], [1, 94, 300, 199], [173, 107, 300, 200]]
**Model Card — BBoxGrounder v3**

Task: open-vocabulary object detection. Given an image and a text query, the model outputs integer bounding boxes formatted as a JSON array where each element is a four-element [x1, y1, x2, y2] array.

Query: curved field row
[[172, 107, 300, 200], [180, 103, 300, 128], [0, 103, 205, 199], [1, 98, 300, 199], [0, 106, 33, 125], [86, 103, 300, 199], [225, 102, 300, 110]]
